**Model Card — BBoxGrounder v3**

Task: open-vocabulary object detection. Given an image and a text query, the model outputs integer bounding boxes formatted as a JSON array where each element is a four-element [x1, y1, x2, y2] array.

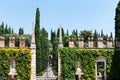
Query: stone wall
[[69, 37, 113, 48], [0, 36, 26, 48]]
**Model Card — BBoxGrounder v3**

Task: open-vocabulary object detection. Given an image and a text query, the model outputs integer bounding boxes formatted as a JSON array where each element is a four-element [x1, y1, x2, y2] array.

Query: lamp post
[[75, 68, 84, 80]]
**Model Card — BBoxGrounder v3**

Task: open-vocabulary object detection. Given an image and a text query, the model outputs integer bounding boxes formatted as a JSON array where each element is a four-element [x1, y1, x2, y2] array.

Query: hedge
[[59, 48, 120, 80], [0, 48, 31, 80]]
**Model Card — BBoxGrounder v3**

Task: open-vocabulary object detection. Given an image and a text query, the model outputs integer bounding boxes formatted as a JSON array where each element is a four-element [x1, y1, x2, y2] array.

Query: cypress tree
[[12, 28, 14, 34], [19, 28, 24, 35], [67, 29, 69, 36], [5, 24, 8, 34], [93, 30, 98, 47], [1, 22, 4, 34], [110, 32, 113, 39], [41, 28, 49, 72], [115, 1, 120, 47], [52, 37, 58, 75], [101, 29, 104, 37], [35, 8, 41, 75], [8, 26, 11, 34], [51, 30, 56, 44]]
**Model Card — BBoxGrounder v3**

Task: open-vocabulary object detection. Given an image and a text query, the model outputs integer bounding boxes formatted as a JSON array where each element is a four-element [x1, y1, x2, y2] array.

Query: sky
[[0, 0, 119, 38]]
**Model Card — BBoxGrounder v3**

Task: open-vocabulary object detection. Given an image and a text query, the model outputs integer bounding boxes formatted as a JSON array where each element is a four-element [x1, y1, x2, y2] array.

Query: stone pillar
[[88, 37, 94, 48], [30, 23, 36, 80], [106, 38, 113, 48], [19, 37, 25, 48], [0, 36, 5, 47], [58, 24, 63, 80], [69, 37, 74, 48], [9, 37, 15, 47], [97, 37, 103, 48], [78, 37, 84, 48]]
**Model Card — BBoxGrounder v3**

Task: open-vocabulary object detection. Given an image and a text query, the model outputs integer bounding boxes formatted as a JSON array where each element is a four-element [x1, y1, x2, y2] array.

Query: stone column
[[58, 24, 63, 80], [106, 38, 113, 48], [0, 36, 5, 47], [19, 37, 25, 48], [88, 37, 94, 48], [78, 37, 84, 48], [97, 37, 103, 48], [30, 23, 36, 80], [9, 37, 15, 47], [69, 37, 74, 48]]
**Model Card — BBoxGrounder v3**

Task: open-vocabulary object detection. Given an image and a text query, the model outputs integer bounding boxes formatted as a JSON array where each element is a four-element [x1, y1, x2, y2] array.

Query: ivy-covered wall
[[59, 48, 120, 80], [0, 48, 31, 80]]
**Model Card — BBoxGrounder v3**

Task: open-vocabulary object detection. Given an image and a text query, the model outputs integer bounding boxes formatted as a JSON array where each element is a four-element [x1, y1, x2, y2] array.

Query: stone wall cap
[[9, 37, 15, 39], [19, 37, 25, 39], [98, 37, 103, 41], [88, 37, 93, 41], [0, 36, 5, 40], [78, 37, 84, 41]]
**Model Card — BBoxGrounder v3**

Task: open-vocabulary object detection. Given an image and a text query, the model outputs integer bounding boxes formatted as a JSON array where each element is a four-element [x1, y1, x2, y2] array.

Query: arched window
[[95, 56, 106, 80]]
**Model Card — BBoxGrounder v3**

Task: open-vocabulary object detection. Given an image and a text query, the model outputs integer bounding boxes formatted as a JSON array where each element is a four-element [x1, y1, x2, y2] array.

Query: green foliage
[[51, 30, 56, 44], [40, 28, 49, 74], [3, 34, 31, 47], [80, 30, 92, 42], [59, 48, 116, 80], [109, 50, 120, 79], [0, 22, 13, 35], [115, 1, 120, 46], [57, 28, 64, 38], [35, 8, 41, 75], [63, 35, 69, 47], [19, 27, 24, 35], [52, 37, 58, 75], [0, 48, 31, 80], [93, 30, 98, 48]]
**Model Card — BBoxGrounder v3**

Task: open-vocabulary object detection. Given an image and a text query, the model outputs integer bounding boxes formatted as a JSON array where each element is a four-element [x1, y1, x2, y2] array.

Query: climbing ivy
[[59, 48, 117, 80], [0, 48, 31, 80]]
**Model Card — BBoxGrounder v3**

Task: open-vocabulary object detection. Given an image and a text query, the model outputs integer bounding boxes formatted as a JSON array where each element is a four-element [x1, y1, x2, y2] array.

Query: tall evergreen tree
[[12, 28, 14, 34], [41, 28, 49, 73], [110, 32, 113, 39], [115, 1, 120, 47], [57, 27, 64, 38], [52, 37, 58, 75], [93, 30, 98, 47], [1, 22, 4, 34], [8, 26, 11, 34], [35, 8, 41, 75], [101, 29, 104, 37], [19, 27, 24, 35], [75, 29, 78, 38], [5, 24, 8, 34], [51, 30, 56, 44], [67, 29, 69, 36]]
